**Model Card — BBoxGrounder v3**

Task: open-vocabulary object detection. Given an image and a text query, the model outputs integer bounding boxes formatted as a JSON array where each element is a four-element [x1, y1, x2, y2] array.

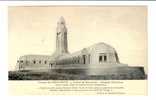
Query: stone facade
[[16, 55, 52, 70]]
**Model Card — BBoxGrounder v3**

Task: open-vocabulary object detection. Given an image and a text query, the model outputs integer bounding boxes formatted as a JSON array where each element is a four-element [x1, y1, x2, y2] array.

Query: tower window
[[61, 22, 64, 24]]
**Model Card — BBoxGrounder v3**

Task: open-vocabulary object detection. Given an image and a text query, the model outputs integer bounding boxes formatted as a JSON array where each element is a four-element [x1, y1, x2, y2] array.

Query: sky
[[8, 6, 147, 72]]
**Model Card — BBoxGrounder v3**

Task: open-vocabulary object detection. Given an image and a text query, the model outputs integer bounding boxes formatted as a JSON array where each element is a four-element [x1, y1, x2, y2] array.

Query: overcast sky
[[8, 6, 147, 72]]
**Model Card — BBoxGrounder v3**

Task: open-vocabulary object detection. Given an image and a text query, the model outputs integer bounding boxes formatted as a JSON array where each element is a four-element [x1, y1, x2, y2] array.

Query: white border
[[0, 1, 155, 6], [0, 5, 8, 98], [148, 4, 156, 97]]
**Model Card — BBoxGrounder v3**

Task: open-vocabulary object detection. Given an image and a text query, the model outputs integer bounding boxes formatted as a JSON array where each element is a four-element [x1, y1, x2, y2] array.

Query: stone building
[[16, 16, 69, 71], [16, 55, 52, 70], [16, 17, 146, 78]]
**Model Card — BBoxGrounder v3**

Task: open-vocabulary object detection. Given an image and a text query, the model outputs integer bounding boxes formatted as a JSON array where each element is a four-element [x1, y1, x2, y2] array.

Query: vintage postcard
[[8, 6, 147, 95]]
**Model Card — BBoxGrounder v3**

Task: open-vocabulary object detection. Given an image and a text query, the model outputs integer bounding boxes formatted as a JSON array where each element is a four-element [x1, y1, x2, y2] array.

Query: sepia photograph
[[8, 6, 147, 80]]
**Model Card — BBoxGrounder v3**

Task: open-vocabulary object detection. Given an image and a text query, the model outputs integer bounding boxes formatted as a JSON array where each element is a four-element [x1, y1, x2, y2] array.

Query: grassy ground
[[8, 70, 147, 80]]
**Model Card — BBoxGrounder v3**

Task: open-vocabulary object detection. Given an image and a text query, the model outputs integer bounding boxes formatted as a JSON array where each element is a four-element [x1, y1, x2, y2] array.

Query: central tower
[[55, 16, 69, 56]]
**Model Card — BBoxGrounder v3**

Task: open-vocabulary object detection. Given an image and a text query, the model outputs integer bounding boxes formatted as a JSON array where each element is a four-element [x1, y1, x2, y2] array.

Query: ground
[[8, 69, 147, 80]]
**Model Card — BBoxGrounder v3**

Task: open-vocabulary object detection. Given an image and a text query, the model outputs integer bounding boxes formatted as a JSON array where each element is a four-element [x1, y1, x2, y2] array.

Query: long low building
[[16, 55, 52, 70]]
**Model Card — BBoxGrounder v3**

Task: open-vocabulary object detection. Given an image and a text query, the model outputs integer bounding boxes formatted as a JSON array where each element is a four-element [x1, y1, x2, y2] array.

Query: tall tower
[[55, 16, 69, 56]]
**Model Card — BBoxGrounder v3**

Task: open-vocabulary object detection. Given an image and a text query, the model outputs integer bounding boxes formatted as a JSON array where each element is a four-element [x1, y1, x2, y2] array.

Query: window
[[33, 60, 36, 64], [45, 61, 47, 64], [83, 55, 86, 64], [39, 60, 41, 64], [61, 22, 64, 24], [50, 64, 53, 68], [99, 53, 107, 63], [99, 56, 103, 62], [104, 55, 107, 62], [78, 57, 80, 64]]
